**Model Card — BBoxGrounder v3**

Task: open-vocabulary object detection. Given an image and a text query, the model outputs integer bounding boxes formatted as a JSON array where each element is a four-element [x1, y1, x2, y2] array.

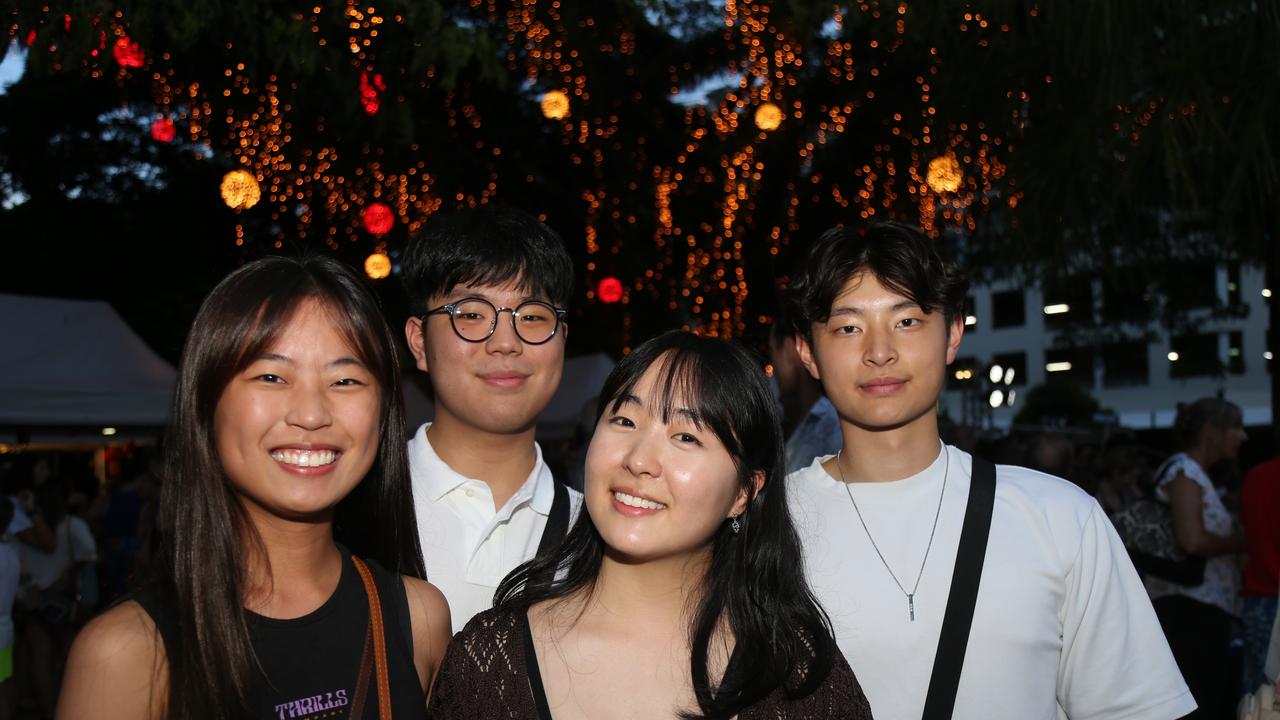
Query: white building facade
[[942, 264, 1273, 429]]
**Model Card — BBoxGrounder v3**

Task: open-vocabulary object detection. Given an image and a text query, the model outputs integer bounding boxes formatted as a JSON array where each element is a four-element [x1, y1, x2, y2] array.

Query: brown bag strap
[[352, 556, 392, 720]]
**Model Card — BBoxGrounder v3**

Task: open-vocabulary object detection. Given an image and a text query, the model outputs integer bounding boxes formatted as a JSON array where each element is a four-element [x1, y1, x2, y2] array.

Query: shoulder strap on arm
[[921, 455, 996, 720], [535, 480, 570, 559]]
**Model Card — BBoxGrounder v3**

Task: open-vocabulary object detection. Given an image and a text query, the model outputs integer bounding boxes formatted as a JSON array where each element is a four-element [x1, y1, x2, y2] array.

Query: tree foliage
[[2, 1, 1276, 362]]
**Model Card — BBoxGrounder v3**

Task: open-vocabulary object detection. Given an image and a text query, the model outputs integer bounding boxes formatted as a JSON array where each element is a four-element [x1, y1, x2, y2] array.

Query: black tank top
[[136, 547, 425, 718]]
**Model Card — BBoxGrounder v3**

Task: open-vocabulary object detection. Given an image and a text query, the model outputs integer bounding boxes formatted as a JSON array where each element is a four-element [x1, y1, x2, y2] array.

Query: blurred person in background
[[17, 478, 95, 720], [1148, 398, 1247, 719], [768, 306, 842, 475], [1240, 436, 1280, 696]]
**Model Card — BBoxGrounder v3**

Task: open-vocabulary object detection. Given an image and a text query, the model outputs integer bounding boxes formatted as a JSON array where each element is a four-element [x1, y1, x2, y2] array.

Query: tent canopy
[[0, 294, 176, 431]]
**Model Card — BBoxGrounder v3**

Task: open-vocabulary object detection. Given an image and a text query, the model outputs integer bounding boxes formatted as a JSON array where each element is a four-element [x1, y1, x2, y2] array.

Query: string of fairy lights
[[8, 2, 1016, 349]]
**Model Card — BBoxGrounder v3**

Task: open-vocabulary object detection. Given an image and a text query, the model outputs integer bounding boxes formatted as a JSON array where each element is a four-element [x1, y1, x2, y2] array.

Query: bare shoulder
[[58, 600, 167, 720], [400, 576, 452, 695], [401, 575, 450, 636]]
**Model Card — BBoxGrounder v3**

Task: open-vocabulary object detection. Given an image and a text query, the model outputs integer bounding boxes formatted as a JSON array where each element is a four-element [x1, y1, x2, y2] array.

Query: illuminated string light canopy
[[597, 277, 623, 304], [361, 202, 394, 236], [540, 90, 570, 120], [219, 169, 261, 210], [112, 36, 144, 68], [364, 252, 392, 280], [754, 101, 784, 131], [926, 153, 963, 194], [150, 117, 175, 143]]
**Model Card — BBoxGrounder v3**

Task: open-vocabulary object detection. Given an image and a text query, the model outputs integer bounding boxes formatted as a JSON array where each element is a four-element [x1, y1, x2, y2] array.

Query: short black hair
[[400, 205, 575, 315], [784, 221, 968, 337]]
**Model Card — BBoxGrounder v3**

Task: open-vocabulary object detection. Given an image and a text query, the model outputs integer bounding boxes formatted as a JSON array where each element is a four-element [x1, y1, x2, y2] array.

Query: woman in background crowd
[[1147, 397, 1247, 719]]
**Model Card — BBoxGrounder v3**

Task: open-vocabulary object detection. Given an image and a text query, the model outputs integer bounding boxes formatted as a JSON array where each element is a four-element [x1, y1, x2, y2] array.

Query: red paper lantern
[[112, 36, 144, 68], [361, 202, 394, 236], [150, 117, 176, 143], [359, 71, 386, 116], [597, 277, 623, 304]]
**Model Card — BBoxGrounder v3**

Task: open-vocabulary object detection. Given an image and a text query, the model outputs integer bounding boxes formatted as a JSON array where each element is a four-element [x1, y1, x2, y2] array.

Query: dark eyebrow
[[449, 288, 548, 305], [256, 353, 367, 369], [614, 393, 642, 409], [612, 391, 703, 427], [829, 299, 922, 317]]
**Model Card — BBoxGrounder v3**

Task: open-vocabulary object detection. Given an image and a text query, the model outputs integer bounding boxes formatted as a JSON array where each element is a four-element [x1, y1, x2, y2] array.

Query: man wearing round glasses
[[403, 206, 582, 633]]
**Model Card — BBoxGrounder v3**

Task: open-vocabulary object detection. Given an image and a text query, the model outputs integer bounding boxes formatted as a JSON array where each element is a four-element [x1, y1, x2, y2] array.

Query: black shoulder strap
[[535, 479, 569, 558], [921, 455, 997, 720]]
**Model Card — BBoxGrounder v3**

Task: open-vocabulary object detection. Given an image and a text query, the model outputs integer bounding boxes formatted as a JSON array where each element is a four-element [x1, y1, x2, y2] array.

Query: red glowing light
[[112, 36, 144, 68], [359, 72, 386, 116], [150, 117, 176, 143], [598, 277, 623, 304], [361, 202, 394, 236], [24, 30, 36, 46]]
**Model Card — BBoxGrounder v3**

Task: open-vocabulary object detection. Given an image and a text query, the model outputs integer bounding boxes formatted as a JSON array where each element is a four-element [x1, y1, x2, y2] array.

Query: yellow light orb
[[540, 90, 570, 120], [364, 252, 392, 280], [926, 154, 963, 193], [754, 101, 784, 131], [220, 169, 260, 210]]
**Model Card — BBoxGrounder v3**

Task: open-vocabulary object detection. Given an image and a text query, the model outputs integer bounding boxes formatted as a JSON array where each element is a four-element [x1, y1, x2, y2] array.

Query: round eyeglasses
[[424, 297, 567, 345]]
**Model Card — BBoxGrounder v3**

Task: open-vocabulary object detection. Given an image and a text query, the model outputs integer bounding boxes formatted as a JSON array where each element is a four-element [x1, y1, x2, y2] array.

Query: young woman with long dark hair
[[57, 256, 451, 719], [428, 330, 870, 719]]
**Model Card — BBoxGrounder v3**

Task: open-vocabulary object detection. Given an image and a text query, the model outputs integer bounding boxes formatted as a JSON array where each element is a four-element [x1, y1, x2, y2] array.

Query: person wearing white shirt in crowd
[[782, 222, 1195, 719], [402, 206, 583, 633]]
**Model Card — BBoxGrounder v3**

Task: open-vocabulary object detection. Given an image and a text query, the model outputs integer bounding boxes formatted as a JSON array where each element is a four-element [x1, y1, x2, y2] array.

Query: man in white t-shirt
[[402, 207, 583, 633], [782, 222, 1195, 719]]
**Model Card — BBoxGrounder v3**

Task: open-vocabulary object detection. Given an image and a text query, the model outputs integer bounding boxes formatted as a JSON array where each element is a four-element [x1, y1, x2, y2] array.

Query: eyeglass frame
[[422, 296, 568, 345]]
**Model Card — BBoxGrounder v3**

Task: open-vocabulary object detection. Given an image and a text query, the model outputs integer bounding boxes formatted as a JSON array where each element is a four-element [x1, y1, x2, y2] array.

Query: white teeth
[[613, 491, 667, 510], [270, 449, 337, 467]]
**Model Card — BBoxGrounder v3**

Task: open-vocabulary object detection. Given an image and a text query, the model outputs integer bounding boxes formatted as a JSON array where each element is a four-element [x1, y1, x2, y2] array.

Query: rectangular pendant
[[908, 594, 915, 621]]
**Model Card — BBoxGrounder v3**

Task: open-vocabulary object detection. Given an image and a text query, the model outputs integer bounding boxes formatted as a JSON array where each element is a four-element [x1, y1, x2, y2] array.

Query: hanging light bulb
[[926, 153, 963, 193], [540, 90, 570, 120], [754, 101, 784, 131], [364, 252, 392, 280], [219, 169, 260, 210]]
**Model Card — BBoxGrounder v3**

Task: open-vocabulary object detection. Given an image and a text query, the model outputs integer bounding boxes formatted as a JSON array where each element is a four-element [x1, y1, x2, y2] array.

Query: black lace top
[[427, 606, 874, 719]]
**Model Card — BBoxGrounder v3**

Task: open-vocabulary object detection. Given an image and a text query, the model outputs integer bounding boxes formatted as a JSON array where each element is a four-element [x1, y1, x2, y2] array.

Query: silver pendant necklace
[[837, 446, 948, 621]]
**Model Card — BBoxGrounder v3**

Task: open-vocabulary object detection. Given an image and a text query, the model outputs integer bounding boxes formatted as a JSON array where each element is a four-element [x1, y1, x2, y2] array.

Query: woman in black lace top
[[429, 331, 872, 719]]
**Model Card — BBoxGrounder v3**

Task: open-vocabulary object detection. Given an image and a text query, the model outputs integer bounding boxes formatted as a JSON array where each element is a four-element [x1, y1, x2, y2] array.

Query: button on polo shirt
[[408, 423, 582, 634]]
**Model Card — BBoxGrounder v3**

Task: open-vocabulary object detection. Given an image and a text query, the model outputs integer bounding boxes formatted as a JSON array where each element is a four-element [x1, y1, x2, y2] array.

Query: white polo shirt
[[408, 423, 583, 633], [789, 444, 1196, 720]]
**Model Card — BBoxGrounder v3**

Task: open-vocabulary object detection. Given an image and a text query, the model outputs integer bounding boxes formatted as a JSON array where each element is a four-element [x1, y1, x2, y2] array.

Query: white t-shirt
[[19, 514, 95, 592], [789, 445, 1195, 720], [1146, 452, 1241, 616], [408, 423, 583, 633], [0, 499, 32, 648]]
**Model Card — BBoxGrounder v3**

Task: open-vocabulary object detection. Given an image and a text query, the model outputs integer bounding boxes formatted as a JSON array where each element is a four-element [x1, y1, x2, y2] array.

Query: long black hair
[[146, 255, 424, 720], [495, 330, 836, 719]]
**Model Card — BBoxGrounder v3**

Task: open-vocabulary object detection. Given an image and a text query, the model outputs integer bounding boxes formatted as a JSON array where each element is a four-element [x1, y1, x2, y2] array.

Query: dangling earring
[[730, 515, 741, 535]]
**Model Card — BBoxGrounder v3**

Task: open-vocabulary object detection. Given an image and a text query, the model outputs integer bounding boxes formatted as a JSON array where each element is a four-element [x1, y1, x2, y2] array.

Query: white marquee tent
[[0, 294, 176, 443]]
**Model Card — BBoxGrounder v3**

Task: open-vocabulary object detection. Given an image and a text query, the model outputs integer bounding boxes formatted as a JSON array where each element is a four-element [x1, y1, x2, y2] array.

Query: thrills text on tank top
[[249, 549, 423, 719]]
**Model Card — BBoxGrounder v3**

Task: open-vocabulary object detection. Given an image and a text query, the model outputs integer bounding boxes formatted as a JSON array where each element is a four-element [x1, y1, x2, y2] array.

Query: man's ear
[[795, 333, 821, 381], [730, 470, 767, 518], [405, 317, 430, 373], [945, 315, 965, 365]]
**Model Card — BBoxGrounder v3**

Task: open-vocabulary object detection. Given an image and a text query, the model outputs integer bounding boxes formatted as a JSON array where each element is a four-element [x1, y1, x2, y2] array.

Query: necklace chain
[[837, 446, 948, 621]]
